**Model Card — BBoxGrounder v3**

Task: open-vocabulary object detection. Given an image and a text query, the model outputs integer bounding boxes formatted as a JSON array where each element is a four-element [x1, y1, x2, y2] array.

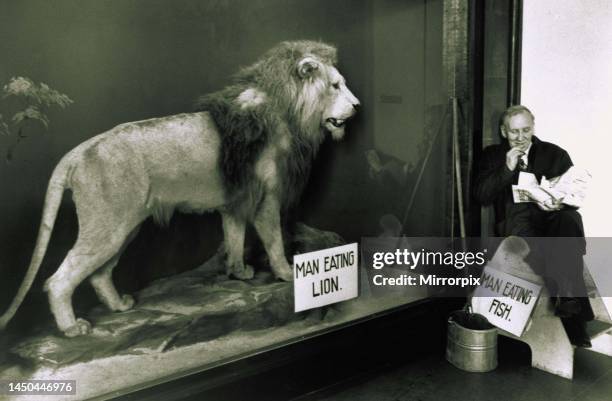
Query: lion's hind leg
[[89, 226, 141, 313], [89, 257, 134, 313], [221, 212, 254, 280], [45, 222, 140, 337]]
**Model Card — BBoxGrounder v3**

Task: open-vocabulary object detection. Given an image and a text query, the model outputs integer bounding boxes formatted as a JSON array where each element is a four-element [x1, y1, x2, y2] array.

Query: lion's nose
[[352, 102, 361, 112]]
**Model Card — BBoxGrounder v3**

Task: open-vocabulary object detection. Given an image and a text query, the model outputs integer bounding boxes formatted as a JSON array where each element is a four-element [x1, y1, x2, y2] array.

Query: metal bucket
[[446, 310, 498, 372]]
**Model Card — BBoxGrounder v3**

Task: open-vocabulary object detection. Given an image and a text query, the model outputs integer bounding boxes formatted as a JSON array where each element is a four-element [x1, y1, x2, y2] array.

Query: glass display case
[[0, 1, 472, 399]]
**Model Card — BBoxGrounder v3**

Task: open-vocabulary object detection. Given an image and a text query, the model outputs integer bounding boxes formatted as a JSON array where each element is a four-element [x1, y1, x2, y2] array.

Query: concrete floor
[[299, 336, 612, 401]]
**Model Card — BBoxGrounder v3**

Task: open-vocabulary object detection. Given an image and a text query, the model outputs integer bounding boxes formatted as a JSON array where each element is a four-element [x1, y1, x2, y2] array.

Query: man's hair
[[500, 105, 535, 128]]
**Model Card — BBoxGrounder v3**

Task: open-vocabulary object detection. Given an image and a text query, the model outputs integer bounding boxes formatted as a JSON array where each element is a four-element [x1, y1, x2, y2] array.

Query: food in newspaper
[[512, 167, 590, 208]]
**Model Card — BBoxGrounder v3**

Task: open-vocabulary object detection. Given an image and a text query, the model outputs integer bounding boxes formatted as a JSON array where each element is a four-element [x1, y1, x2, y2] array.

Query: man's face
[[501, 112, 534, 151]]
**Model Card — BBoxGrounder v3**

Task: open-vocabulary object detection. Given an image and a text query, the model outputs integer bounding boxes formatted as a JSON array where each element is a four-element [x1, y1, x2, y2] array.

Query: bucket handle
[[449, 303, 473, 325]]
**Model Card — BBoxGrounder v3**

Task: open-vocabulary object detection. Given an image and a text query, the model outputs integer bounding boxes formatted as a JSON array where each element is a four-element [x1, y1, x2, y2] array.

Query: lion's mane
[[195, 41, 337, 217]]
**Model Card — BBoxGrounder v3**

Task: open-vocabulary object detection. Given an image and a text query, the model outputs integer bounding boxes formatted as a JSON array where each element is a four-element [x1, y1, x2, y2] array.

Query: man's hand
[[506, 147, 525, 171], [536, 197, 564, 212]]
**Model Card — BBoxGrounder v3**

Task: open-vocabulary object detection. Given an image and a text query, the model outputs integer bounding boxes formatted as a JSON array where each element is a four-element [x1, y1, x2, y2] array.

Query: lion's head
[[234, 41, 360, 141], [294, 50, 360, 141], [196, 41, 360, 200]]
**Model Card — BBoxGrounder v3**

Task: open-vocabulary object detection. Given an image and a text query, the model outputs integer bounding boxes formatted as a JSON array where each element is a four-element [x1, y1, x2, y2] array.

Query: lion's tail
[[0, 155, 73, 331]]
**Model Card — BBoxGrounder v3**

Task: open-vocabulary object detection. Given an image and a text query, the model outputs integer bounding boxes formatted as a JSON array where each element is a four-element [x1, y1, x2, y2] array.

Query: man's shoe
[[572, 336, 592, 348], [562, 317, 592, 348]]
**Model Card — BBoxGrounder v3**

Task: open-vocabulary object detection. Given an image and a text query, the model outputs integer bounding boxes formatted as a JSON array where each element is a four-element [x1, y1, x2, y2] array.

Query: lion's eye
[[332, 82, 340, 90]]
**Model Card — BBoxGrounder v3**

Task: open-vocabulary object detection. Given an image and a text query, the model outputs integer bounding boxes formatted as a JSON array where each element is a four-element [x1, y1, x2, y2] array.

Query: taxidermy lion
[[0, 40, 360, 337]]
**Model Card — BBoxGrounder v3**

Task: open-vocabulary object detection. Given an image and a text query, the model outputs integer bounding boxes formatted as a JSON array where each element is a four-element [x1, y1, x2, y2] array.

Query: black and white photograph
[[0, 1, 610, 400]]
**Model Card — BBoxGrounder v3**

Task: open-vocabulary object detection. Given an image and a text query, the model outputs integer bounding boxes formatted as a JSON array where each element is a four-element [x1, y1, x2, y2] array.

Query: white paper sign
[[293, 243, 358, 312], [471, 266, 542, 337]]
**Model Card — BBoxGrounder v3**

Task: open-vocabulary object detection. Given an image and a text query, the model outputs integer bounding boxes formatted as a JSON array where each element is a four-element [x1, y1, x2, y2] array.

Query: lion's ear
[[297, 57, 320, 79]]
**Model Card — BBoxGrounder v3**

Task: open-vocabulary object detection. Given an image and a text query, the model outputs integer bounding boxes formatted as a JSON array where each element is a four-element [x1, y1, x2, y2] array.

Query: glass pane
[[0, 1, 451, 398]]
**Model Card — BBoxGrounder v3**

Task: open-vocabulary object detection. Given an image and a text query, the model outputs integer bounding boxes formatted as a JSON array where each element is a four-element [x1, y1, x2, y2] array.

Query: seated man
[[474, 105, 593, 347]]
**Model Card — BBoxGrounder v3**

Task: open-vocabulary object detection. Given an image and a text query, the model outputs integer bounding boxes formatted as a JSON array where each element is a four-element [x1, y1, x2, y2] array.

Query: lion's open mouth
[[326, 118, 346, 128]]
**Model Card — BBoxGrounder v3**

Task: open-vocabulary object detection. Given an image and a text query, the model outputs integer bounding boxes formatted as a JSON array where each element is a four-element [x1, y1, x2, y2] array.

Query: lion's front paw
[[116, 294, 135, 312], [232, 264, 255, 280], [63, 318, 92, 338], [274, 266, 294, 282]]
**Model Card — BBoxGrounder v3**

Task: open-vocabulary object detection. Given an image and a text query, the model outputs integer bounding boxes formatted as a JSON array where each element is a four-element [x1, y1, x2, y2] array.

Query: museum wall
[[0, 0, 447, 324], [521, 0, 612, 237]]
